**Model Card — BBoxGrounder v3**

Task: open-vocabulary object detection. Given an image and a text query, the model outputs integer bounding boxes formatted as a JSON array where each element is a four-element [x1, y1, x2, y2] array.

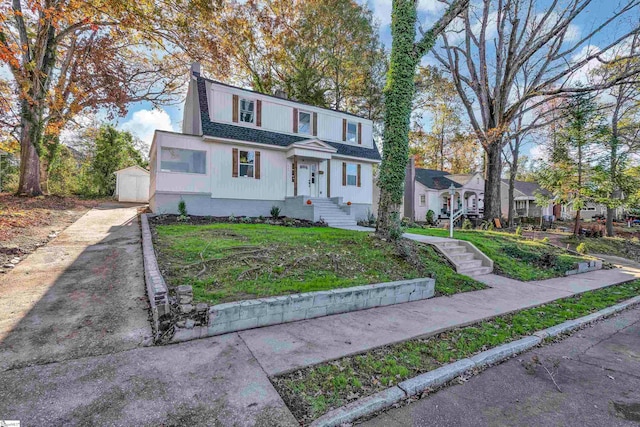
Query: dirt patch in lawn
[[149, 221, 486, 305], [0, 193, 99, 273]]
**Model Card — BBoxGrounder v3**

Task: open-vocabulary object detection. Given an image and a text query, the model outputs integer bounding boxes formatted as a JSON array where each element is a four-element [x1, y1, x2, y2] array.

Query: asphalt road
[[361, 304, 640, 427]]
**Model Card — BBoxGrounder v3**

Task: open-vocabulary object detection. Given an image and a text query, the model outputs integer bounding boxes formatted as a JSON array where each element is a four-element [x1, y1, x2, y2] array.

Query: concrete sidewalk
[[238, 267, 640, 376], [0, 203, 153, 371], [362, 303, 640, 427]]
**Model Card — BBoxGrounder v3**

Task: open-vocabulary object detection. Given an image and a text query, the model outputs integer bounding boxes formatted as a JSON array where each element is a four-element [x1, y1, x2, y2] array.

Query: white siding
[[154, 132, 212, 194], [330, 160, 372, 204], [413, 182, 439, 222], [210, 142, 288, 200], [207, 82, 375, 149]]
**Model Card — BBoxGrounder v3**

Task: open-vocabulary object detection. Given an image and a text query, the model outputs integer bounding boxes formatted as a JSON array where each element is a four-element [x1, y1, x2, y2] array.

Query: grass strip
[[152, 223, 485, 304], [407, 227, 590, 281], [272, 280, 640, 424]]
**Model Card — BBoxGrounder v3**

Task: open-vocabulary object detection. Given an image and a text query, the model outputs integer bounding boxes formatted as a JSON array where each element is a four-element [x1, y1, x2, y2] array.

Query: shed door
[[119, 174, 149, 202]]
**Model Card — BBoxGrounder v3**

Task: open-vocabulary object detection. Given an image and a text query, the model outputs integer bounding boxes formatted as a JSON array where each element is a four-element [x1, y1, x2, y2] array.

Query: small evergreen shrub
[[270, 205, 281, 219], [576, 242, 587, 254], [426, 210, 435, 226], [541, 237, 550, 243], [462, 219, 472, 230], [515, 226, 523, 237], [178, 199, 187, 216]]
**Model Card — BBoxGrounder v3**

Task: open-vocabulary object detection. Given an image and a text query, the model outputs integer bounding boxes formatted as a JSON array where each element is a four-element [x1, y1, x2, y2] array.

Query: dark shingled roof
[[415, 168, 461, 190], [501, 179, 550, 197], [195, 76, 381, 161]]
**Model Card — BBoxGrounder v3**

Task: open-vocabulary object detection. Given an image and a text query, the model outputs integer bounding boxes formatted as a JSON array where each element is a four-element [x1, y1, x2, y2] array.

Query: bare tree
[[432, 0, 640, 221]]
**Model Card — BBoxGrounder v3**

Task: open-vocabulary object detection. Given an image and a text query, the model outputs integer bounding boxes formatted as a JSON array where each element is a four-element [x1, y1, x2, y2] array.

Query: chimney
[[190, 62, 201, 76], [274, 89, 288, 99]]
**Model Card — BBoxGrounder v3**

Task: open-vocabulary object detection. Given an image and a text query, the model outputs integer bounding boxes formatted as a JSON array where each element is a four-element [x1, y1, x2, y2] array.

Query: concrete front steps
[[311, 198, 357, 228], [433, 240, 493, 276]]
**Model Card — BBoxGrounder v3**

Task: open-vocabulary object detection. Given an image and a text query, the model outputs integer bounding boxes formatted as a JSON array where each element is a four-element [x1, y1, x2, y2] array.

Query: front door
[[298, 164, 310, 196]]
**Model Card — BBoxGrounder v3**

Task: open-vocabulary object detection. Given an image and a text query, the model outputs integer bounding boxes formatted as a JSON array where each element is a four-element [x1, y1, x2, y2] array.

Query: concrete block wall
[[140, 214, 170, 336], [565, 260, 603, 276], [199, 278, 435, 338]]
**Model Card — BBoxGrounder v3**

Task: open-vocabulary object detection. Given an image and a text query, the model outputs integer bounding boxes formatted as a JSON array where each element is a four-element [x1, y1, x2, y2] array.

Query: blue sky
[[118, 0, 636, 160]]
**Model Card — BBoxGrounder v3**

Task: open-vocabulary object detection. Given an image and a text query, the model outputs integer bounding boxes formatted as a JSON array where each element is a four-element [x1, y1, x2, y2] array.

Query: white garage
[[115, 166, 150, 203]]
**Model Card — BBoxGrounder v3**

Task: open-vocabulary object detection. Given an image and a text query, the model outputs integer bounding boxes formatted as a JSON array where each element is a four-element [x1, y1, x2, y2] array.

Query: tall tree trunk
[[483, 141, 502, 221], [376, 0, 419, 237], [17, 101, 43, 196]]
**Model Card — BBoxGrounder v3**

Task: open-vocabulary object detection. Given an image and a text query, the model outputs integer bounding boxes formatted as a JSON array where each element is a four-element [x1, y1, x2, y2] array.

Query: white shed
[[115, 165, 150, 203]]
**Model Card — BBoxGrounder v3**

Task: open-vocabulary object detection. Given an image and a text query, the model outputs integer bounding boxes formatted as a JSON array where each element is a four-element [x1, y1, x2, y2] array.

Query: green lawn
[[407, 227, 590, 281], [152, 223, 485, 304], [561, 235, 640, 262], [272, 280, 640, 424]]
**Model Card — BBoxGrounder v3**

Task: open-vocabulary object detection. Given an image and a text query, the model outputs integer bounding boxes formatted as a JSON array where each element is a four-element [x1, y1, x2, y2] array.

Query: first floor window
[[239, 150, 255, 177], [299, 111, 311, 134], [240, 98, 254, 123], [419, 194, 426, 206], [347, 121, 357, 143], [160, 148, 206, 174], [346, 163, 357, 186]]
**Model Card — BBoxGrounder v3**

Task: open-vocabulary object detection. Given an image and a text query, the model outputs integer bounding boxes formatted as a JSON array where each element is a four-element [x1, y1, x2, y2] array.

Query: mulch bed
[[149, 214, 328, 228]]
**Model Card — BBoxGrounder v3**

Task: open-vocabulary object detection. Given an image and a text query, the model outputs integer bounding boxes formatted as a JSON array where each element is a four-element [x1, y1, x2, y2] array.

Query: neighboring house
[[149, 64, 381, 225], [500, 179, 553, 219], [403, 158, 485, 222], [559, 202, 626, 221]]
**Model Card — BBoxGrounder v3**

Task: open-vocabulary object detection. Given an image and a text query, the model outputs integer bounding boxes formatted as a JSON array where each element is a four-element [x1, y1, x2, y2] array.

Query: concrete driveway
[[0, 202, 152, 371], [361, 305, 640, 427]]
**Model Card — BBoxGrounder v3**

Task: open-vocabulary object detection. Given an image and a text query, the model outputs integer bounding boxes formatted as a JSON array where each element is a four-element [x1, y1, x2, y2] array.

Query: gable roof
[[501, 179, 550, 197], [114, 165, 149, 175], [195, 76, 381, 161], [415, 168, 462, 190]]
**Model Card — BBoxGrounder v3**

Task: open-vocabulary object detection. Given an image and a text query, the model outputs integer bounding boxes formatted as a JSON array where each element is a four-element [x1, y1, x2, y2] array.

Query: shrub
[[389, 212, 406, 241], [366, 209, 376, 226], [515, 226, 523, 237], [462, 219, 472, 230], [487, 221, 495, 231], [228, 214, 236, 222], [576, 242, 587, 254], [270, 205, 281, 219], [178, 199, 187, 216], [426, 210, 435, 226], [542, 237, 550, 243]]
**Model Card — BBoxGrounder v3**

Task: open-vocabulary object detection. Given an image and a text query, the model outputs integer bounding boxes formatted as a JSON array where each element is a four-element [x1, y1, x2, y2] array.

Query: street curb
[[307, 295, 640, 427]]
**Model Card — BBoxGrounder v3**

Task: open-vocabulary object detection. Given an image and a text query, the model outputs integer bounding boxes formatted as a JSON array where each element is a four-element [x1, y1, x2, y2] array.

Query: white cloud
[[529, 144, 547, 162], [120, 109, 175, 145], [369, 0, 392, 27], [418, 0, 446, 14]]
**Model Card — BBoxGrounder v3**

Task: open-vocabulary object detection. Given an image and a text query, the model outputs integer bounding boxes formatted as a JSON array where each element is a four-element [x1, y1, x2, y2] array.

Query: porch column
[[326, 159, 331, 198], [293, 155, 298, 197], [526, 199, 530, 217]]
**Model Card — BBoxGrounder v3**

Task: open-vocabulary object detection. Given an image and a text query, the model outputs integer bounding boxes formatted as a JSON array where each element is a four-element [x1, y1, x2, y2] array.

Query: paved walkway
[[0, 203, 152, 371], [238, 267, 640, 376], [362, 304, 640, 427]]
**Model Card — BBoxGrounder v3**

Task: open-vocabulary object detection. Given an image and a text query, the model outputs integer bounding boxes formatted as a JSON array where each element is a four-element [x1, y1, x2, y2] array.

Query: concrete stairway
[[311, 198, 357, 228], [434, 241, 493, 276]]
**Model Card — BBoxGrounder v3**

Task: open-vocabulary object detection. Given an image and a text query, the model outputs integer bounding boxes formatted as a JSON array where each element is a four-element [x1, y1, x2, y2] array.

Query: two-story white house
[[149, 64, 381, 226]]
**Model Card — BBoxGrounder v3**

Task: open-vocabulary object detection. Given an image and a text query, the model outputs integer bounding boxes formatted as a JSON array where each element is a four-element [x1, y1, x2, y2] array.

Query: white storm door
[[298, 165, 310, 196]]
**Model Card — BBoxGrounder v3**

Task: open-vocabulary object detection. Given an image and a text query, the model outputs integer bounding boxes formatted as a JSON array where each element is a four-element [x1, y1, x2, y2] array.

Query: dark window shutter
[[232, 148, 239, 177], [256, 100, 262, 127], [342, 162, 347, 186], [232, 95, 239, 123], [342, 119, 347, 141], [293, 108, 298, 133], [255, 151, 261, 179], [357, 164, 361, 187], [357, 123, 362, 145], [312, 112, 318, 136]]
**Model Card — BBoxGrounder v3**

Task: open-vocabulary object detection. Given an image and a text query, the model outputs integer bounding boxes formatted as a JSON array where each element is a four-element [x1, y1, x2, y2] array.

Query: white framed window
[[346, 163, 357, 186], [160, 148, 206, 174], [420, 194, 426, 206], [347, 121, 357, 143], [299, 111, 312, 134], [239, 150, 255, 177], [240, 98, 254, 123]]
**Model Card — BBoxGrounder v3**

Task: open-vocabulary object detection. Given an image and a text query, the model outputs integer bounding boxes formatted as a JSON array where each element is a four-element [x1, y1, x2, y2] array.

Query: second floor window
[[347, 121, 357, 143], [240, 99, 254, 123], [299, 111, 311, 134], [239, 150, 255, 177]]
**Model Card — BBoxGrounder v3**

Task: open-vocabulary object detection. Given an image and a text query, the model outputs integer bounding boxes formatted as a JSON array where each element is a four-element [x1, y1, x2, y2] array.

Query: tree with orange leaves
[[0, 0, 182, 196]]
